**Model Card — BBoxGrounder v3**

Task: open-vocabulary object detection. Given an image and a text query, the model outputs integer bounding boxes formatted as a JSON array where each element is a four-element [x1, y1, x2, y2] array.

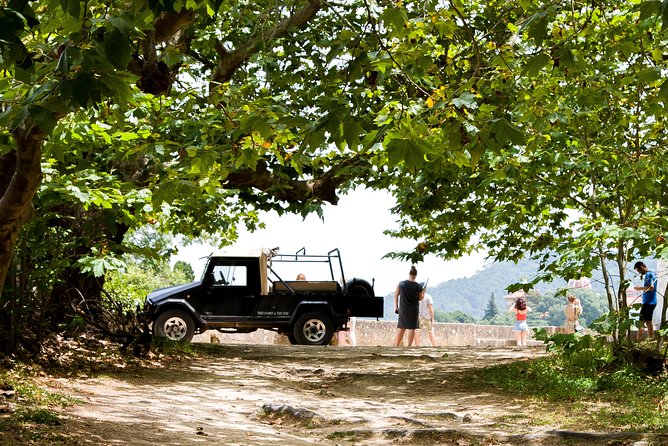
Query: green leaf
[[382, 7, 408, 32], [108, 16, 133, 36], [0, 107, 16, 130], [519, 0, 533, 11], [361, 123, 391, 152], [9, 106, 30, 130], [554, 47, 575, 68], [55, 46, 70, 75], [443, 122, 462, 147], [436, 20, 457, 38], [527, 13, 549, 46], [62, 75, 95, 108], [546, 112, 568, 124], [386, 138, 424, 169], [523, 52, 551, 77], [637, 1, 661, 20], [467, 143, 485, 167], [662, 0, 668, 30], [452, 92, 477, 109], [59, 0, 81, 18], [101, 72, 136, 105], [638, 67, 661, 84], [237, 114, 272, 138], [0, 8, 26, 41], [66, 184, 92, 204], [492, 118, 525, 146], [12, 45, 34, 82], [658, 80, 668, 103], [342, 118, 362, 150], [104, 28, 132, 69], [92, 259, 107, 277], [152, 180, 197, 206], [7, 0, 39, 27], [28, 105, 57, 134]]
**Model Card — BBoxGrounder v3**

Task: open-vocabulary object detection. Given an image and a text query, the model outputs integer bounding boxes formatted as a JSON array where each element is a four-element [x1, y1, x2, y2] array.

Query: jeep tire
[[286, 333, 299, 345], [154, 309, 195, 342], [293, 311, 334, 346]]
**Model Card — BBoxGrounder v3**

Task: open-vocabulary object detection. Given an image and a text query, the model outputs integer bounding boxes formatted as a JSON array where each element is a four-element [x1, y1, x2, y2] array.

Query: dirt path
[[38, 345, 645, 445]]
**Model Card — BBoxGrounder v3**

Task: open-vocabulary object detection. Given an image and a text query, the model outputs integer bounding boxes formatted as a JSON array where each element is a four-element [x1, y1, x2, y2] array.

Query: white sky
[[172, 188, 487, 296]]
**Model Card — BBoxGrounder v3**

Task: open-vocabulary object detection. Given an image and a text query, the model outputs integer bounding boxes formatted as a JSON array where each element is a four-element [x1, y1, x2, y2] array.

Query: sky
[[171, 188, 487, 297]]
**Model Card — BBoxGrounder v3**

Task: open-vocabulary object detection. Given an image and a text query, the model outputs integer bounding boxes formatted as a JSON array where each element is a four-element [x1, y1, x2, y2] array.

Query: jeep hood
[[146, 282, 201, 304]]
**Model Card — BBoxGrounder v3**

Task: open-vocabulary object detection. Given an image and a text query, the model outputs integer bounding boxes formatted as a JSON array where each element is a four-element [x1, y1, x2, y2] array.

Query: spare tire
[[345, 278, 374, 296]]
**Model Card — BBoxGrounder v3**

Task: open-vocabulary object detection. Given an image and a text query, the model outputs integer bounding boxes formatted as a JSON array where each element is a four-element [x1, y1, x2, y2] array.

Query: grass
[[0, 336, 203, 446], [152, 337, 196, 355], [476, 352, 668, 432], [1, 366, 77, 407], [0, 365, 78, 445]]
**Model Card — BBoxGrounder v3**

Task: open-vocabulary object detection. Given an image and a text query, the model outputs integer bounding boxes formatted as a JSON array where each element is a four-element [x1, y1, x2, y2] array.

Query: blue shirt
[[643, 271, 658, 305]]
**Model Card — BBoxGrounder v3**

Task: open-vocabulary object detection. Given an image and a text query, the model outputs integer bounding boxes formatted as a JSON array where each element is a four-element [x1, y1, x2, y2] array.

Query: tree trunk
[[598, 248, 617, 342], [598, 248, 615, 312], [0, 123, 44, 298], [661, 278, 668, 330], [615, 241, 632, 344]]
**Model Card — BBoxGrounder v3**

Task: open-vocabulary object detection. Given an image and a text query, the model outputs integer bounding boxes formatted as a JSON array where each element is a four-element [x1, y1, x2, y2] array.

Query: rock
[[0, 403, 16, 413], [259, 403, 324, 426]]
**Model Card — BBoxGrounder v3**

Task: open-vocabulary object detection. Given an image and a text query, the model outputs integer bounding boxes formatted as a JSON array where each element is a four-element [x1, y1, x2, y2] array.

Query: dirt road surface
[[39, 345, 650, 445]]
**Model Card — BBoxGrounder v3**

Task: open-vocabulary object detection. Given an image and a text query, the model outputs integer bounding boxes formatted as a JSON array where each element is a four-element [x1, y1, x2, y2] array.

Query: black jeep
[[141, 247, 384, 345]]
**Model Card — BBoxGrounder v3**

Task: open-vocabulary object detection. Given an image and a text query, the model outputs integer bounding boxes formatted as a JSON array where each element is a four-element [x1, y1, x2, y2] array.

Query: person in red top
[[509, 297, 532, 347]]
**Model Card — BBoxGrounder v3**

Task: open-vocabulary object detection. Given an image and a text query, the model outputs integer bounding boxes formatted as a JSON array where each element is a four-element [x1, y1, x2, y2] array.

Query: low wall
[[193, 320, 562, 346]]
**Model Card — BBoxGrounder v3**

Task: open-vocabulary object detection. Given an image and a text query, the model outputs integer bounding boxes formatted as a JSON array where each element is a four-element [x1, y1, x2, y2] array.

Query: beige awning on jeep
[[259, 248, 270, 295]]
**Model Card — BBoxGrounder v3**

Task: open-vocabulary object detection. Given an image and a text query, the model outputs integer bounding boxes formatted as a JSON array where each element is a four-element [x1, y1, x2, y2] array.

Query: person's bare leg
[[406, 329, 416, 347], [394, 328, 406, 347], [638, 324, 645, 341], [515, 331, 522, 346], [646, 320, 654, 339], [414, 329, 421, 347], [429, 330, 437, 346]]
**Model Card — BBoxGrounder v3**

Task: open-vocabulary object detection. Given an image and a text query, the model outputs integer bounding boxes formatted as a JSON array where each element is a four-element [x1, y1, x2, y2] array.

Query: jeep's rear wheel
[[293, 312, 333, 346], [154, 309, 195, 342], [286, 333, 299, 345]]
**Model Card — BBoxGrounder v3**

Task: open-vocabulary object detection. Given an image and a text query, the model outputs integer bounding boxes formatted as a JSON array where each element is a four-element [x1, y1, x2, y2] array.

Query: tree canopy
[[2, 0, 668, 353], [378, 0, 668, 334]]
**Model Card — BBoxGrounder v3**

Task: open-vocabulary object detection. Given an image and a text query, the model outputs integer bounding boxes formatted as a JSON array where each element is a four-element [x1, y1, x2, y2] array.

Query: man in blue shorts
[[634, 261, 657, 340]]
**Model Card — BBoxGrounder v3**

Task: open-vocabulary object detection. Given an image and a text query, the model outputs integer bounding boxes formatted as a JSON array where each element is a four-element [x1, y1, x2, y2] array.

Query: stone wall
[[193, 320, 562, 346]]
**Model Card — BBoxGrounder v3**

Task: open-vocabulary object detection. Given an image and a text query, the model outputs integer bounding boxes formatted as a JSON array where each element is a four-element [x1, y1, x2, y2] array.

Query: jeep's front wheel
[[154, 309, 195, 342], [293, 312, 333, 346]]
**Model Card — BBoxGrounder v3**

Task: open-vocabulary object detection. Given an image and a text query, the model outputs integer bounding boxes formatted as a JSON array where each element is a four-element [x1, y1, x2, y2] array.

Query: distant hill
[[383, 258, 655, 321]]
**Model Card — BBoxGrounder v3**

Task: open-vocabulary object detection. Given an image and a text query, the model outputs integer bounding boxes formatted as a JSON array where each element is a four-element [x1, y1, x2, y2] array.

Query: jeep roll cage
[[267, 247, 347, 293]]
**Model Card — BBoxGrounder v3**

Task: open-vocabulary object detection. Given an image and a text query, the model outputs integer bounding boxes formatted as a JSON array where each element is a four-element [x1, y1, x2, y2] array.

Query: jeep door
[[203, 258, 260, 319]]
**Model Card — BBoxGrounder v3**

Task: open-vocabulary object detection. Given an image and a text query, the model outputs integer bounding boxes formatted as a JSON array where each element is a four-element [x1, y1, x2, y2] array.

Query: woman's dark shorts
[[640, 303, 657, 322]]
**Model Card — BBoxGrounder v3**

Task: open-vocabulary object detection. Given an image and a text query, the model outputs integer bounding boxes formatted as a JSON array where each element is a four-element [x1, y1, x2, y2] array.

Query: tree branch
[[448, 0, 482, 78], [225, 155, 369, 204], [211, 0, 322, 85], [128, 9, 196, 95]]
